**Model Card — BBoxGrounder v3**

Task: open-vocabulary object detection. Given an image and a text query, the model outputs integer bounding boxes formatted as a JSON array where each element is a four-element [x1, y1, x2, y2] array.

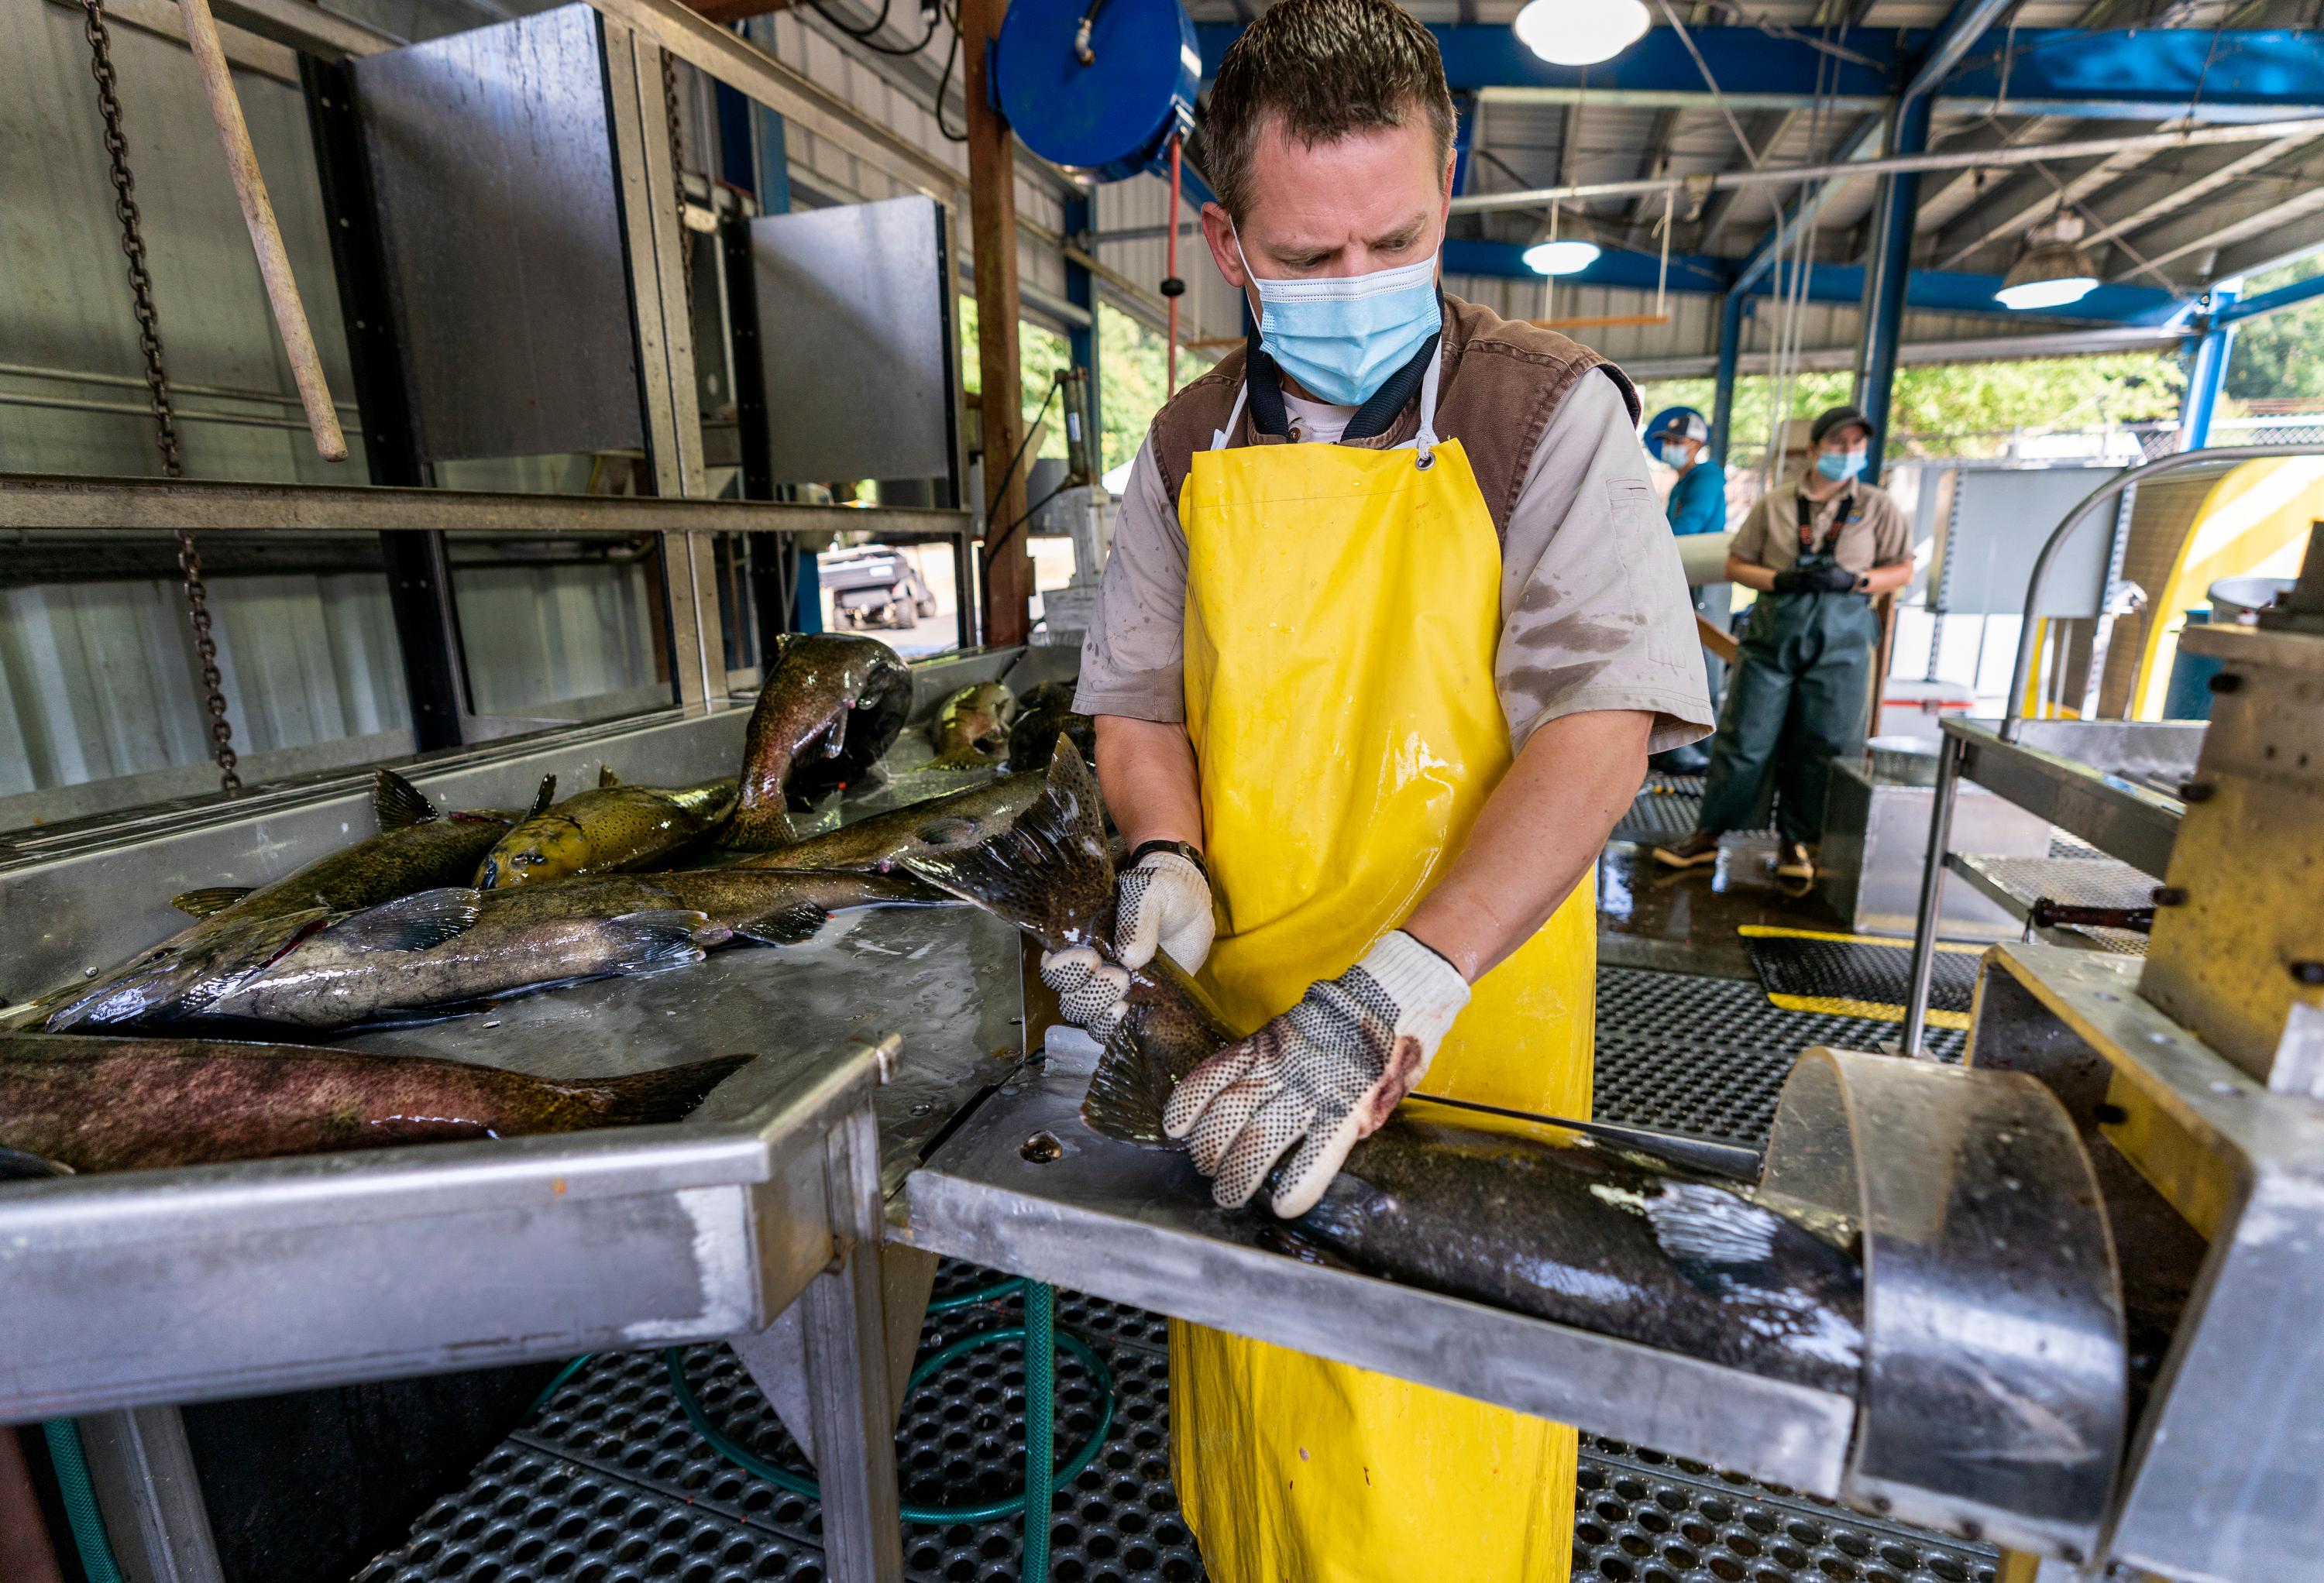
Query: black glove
[[1773, 561, 1860, 595]]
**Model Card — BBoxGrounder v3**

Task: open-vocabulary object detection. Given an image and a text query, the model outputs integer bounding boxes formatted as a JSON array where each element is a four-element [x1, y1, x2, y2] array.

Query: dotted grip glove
[[1161, 932, 1470, 1218], [1039, 849, 1214, 1035]]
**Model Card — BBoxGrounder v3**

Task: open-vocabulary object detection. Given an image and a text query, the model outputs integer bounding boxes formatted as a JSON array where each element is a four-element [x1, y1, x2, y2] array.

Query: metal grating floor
[[1610, 774, 1710, 843], [1595, 967, 1965, 1149], [359, 969, 1985, 1583]]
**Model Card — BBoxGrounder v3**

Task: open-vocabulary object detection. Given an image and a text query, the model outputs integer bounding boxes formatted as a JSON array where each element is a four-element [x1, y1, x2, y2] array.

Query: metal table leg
[[79, 1406, 225, 1583], [1899, 730, 1964, 1056], [800, 1101, 905, 1583]]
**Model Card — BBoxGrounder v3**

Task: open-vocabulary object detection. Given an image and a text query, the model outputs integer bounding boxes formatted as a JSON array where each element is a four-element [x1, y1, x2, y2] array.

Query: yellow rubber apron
[[1171, 365, 1596, 1583]]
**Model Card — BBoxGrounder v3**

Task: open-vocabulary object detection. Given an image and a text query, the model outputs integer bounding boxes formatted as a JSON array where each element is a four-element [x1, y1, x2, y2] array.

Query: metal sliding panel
[[743, 197, 957, 489], [600, 15, 722, 712], [350, 7, 645, 463]]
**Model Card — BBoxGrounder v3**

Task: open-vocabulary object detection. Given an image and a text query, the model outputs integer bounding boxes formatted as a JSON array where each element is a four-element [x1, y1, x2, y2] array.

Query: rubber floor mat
[[1737, 926, 1983, 1031]]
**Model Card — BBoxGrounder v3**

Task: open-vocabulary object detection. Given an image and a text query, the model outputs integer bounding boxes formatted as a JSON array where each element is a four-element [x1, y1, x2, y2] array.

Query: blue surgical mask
[[1658, 441, 1693, 469], [1236, 232, 1442, 407], [1817, 449, 1867, 482]]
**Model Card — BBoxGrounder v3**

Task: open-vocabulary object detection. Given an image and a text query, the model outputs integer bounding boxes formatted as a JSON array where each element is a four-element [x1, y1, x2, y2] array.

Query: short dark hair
[[1202, 0, 1456, 222]]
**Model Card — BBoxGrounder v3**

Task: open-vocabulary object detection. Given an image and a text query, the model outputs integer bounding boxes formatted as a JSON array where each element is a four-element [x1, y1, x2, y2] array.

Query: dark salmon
[[0, 1032, 750, 1174], [170, 767, 527, 924], [902, 743, 1868, 1394], [727, 634, 912, 849], [728, 772, 1043, 876]]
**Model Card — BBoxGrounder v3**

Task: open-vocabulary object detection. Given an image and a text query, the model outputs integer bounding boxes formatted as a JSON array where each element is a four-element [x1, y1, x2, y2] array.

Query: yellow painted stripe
[[1737, 924, 1985, 955], [1765, 992, 1972, 1031]]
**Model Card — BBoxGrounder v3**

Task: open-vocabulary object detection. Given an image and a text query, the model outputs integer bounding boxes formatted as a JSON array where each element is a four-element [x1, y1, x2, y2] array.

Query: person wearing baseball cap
[[1643, 406, 1728, 772], [1652, 403, 1913, 881]]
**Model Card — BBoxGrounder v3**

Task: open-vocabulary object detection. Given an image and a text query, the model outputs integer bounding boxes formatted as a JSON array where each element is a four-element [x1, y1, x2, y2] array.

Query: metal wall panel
[[1930, 464, 2125, 616], [746, 195, 956, 486], [0, 568, 410, 798], [352, 4, 645, 462], [0, 0, 360, 482]]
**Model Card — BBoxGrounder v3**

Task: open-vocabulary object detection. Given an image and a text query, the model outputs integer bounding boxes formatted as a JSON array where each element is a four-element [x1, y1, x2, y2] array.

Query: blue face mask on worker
[[1817, 447, 1868, 482], [1658, 441, 1694, 469], [1235, 232, 1442, 408]]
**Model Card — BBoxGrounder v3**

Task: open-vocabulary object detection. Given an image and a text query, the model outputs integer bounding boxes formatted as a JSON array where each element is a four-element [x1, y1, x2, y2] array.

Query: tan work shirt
[[1077, 369, 1714, 755], [1730, 473, 1913, 577]]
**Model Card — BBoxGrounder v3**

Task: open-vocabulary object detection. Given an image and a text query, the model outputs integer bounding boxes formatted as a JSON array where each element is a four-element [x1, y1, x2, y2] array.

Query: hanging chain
[[660, 50, 695, 324], [81, 0, 242, 795]]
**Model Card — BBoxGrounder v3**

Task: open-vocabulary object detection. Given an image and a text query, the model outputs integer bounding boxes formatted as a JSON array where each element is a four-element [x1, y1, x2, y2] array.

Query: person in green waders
[[1652, 404, 1913, 881]]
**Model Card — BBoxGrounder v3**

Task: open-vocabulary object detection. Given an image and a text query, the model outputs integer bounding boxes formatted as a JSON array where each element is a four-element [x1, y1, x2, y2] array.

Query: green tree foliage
[[957, 297, 1072, 460], [1098, 304, 1217, 474], [2223, 254, 2324, 406], [1638, 353, 2183, 462], [956, 299, 1218, 473]]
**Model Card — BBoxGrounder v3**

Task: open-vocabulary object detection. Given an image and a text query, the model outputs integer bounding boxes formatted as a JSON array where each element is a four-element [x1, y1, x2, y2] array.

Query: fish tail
[[570, 1052, 755, 1125], [720, 801, 798, 851], [1079, 1026, 1173, 1146], [902, 740, 1116, 952]]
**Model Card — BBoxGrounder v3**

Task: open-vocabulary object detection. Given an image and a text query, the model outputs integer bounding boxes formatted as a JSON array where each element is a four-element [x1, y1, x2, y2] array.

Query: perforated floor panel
[[357, 968, 1982, 1583], [1611, 774, 1710, 843]]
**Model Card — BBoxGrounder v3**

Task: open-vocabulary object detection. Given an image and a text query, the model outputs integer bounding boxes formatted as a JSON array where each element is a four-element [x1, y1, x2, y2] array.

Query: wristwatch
[[1127, 838, 1208, 879]]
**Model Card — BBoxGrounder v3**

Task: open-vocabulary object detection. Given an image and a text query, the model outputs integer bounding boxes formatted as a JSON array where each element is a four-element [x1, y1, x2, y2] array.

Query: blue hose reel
[[994, 0, 1200, 181]]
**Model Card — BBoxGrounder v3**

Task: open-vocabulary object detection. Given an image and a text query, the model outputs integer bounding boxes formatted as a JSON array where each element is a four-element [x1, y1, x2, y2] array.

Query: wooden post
[[962, 0, 1030, 648], [180, 0, 349, 463]]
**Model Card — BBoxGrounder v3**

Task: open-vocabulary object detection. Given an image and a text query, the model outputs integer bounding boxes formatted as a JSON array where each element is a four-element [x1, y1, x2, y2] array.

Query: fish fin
[[719, 803, 798, 851], [733, 903, 827, 946], [1080, 1025, 1174, 1146], [171, 885, 253, 919], [902, 741, 1115, 952], [599, 764, 621, 788], [0, 1145, 74, 1181], [328, 888, 483, 953], [566, 1053, 757, 1125], [528, 774, 559, 817], [605, 909, 724, 973], [1645, 1180, 1785, 1270], [373, 767, 439, 830]]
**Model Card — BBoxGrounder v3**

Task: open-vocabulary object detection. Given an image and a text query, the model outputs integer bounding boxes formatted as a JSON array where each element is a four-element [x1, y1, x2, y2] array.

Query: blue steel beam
[[1062, 191, 1098, 465], [2216, 268, 2324, 324], [1731, 115, 1887, 297], [1711, 290, 1744, 468], [1440, 239, 2186, 324], [2178, 283, 2241, 448], [1855, 0, 2017, 478], [1192, 26, 2324, 118]]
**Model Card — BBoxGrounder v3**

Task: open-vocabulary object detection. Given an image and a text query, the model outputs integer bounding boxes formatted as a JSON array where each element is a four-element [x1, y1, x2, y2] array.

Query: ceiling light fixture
[[1524, 239, 1603, 276], [1997, 215, 2101, 311], [1512, 0, 1650, 67]]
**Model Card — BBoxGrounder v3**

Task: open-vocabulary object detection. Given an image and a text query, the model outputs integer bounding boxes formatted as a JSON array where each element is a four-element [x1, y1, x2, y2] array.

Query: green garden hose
[[530, 1279, 1108, 1578], [1020, 1280, 1056, 1581], [42, 1420, 125, 1583]]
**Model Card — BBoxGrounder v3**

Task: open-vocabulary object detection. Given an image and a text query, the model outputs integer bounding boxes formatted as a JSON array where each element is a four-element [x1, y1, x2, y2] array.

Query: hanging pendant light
[[1513, 0, 1650, 67], [1524, 239, 1603, 276], [1997, 215, 2101, 311]]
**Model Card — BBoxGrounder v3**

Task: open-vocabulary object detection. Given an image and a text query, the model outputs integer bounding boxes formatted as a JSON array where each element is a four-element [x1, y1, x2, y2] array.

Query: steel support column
[[1712, 289, 1745, 469], [1063, 192, 1100, 476], [2178, 280, 2242, 451], [1852, 92, 1930, 481]]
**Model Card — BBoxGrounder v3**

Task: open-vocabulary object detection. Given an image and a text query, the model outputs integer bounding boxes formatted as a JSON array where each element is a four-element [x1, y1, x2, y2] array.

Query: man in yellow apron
[[1047, 2, 1714, 1576]]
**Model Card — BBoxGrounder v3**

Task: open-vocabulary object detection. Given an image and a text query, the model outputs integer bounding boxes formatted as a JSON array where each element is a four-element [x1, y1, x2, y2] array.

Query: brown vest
[[1147, 294, 1640, 542]]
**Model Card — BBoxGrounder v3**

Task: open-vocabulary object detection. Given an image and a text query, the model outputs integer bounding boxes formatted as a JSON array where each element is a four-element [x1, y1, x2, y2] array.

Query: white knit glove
[[1039, 849, 1213, 1035], [1113, 850, 1214, 974], [1162, 932, 1470, 1217]]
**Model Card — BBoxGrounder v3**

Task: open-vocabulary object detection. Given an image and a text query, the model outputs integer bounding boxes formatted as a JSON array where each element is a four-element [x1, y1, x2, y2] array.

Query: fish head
[[902, 740, 1116, 952], [44, 909, 331, 1030], [1007, 706, 1095, 774], [477, 815, 590, 888]]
